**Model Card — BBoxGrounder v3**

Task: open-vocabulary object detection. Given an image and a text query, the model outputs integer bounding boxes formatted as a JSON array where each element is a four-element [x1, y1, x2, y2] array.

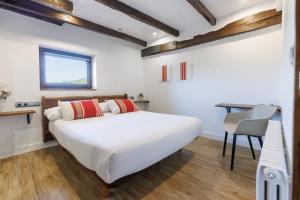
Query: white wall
[[0, 9, 143, 158], [143, 5, 283, 148], [0, 3, 289, 159], [280, 0, 296, 165]]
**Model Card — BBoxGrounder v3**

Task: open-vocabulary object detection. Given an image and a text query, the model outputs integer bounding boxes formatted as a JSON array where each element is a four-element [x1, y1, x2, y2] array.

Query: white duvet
[[49, 111, 202, 183]]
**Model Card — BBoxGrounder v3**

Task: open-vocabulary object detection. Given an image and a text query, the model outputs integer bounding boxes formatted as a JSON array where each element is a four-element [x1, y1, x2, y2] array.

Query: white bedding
[[49, 111, 202, 183]]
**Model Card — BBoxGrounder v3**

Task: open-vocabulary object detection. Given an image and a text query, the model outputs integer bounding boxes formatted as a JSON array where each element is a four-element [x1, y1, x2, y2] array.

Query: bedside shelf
[[0, 110, 36, 124], [133, 100, 150, 103]]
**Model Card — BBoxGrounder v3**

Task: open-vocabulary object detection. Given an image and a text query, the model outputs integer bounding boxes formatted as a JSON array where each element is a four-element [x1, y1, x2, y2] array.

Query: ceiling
[[70, 0, 275, 43]]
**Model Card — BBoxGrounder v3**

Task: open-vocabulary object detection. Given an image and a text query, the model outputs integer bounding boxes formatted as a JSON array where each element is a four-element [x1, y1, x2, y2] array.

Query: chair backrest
[[235, 105, 278, 136], [249, 105, 278, 120]]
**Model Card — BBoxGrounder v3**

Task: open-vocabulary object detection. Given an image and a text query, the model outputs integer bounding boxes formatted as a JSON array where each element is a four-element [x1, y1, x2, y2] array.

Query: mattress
[[49, 111, 202, 184]]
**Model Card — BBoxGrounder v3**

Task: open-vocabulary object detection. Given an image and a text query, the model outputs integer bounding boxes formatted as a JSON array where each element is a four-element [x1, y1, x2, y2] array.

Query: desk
[[215, 103, 281, 113]]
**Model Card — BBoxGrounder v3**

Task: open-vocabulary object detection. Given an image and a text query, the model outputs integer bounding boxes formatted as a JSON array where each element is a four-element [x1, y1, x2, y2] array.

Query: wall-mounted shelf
[[134, 100, 150, 104], [0, 110, 36, 124]]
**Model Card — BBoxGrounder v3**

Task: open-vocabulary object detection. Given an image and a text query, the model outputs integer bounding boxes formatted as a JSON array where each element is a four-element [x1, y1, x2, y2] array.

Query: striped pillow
[[107, 99, 138, 114], [59, 99, 103, 121]]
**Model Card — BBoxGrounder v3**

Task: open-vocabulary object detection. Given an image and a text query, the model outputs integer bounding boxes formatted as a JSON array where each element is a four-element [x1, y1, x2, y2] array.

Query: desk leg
[[223, 107, 231, 157], [226, 107, 231, 113]]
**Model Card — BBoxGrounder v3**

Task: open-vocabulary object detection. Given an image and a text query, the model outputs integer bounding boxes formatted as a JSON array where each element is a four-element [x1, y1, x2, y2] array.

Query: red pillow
[[107, 99, 138, 113], [59, 99, 103, 120]]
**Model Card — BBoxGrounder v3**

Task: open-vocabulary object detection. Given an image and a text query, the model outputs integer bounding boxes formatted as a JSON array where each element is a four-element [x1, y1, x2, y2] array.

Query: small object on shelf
[[137, 93, 144, 100], [0, 110, 36, 124]]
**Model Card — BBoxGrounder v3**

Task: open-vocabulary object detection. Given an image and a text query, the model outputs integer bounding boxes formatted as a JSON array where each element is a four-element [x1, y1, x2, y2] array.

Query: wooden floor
[[0, 137, 259, 200]]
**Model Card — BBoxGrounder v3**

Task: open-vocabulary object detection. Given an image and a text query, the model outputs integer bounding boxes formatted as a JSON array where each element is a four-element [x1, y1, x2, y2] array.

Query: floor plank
[[0, 137, 258, 200]]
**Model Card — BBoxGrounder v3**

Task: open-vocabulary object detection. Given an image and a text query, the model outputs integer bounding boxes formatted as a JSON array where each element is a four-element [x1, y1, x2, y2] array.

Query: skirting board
[[0, 141, 58, 159], [201, 131, 262, 150]]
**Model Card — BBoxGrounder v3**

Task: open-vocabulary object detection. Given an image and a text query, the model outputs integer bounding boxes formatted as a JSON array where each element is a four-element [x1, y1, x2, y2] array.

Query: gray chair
[[223, 105, 278, 170]]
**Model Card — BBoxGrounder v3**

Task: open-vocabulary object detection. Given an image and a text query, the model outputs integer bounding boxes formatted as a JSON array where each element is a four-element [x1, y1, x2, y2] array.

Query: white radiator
[[256, 120, 290, 200]]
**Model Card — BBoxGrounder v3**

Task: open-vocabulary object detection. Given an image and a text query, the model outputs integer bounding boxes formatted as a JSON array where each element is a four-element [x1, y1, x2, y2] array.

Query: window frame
[[39, 47, 93, 90]]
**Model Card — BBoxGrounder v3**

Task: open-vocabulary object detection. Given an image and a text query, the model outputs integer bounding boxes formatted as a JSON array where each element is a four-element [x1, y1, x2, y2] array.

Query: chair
[[223, 105, 277, 170]]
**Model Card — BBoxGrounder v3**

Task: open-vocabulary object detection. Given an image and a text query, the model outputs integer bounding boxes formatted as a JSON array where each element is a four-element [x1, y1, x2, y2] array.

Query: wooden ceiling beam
[[185, 0, 216, 25], [141, 9, 282, 57], [95, 0, 180, 37], [0, 0, 147, 47], [31, 0, 73, 13], [0, 4, 64, 26]]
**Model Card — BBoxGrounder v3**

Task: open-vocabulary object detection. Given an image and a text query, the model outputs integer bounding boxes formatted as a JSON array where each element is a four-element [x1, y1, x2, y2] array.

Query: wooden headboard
[[41, 94, 128, 142]]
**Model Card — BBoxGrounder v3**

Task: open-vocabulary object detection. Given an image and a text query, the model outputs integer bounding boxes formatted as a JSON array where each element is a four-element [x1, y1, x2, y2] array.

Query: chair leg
[[247, 136, 256, 160], [222, 131, 228, 156], [231, 134, 237, 170], [258, 137, 263, 148]]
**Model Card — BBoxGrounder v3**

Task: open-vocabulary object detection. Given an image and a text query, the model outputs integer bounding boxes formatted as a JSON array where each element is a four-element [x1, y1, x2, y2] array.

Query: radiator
[[256, 120, 290, 200]]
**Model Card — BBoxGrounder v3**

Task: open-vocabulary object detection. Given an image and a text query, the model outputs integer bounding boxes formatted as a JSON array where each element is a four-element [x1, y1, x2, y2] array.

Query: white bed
[[49, 111, 202, 184]]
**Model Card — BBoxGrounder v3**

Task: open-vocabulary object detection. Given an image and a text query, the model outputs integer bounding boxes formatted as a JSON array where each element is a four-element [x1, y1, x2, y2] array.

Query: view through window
[[39, 48, 92, 89]]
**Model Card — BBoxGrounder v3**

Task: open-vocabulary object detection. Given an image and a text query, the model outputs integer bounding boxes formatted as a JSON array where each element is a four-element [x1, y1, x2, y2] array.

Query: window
[[39, 47, 92, 89]]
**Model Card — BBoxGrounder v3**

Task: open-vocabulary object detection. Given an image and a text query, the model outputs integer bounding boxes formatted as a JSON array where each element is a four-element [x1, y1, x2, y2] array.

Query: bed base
[[59, 145, 114, 197], [58, 144, 191, 197]]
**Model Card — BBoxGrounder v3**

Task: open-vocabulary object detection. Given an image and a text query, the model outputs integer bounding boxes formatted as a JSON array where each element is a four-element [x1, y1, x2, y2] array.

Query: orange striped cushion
[[59, 99, 103, 120], [107, 99, 138, 114], [114, 99, 138, 113]]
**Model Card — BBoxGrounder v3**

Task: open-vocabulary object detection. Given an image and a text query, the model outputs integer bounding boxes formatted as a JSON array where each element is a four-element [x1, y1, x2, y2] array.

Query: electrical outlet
[[15, 102, 40, 108]]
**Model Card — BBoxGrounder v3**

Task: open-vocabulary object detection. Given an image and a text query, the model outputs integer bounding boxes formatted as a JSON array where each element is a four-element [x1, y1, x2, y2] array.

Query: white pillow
[[99, 102, 110, 113], [106, 100, 120, 114], [44, 107, 62, 121], [58, 101, 74, 121]]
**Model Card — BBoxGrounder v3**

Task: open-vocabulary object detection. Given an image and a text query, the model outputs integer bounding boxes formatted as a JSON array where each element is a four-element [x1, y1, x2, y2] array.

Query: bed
[[41, 94, 202, 196]]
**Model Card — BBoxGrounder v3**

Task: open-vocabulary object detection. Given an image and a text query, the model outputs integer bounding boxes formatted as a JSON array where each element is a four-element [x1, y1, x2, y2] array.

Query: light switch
[[15, 102, 40, 108]]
